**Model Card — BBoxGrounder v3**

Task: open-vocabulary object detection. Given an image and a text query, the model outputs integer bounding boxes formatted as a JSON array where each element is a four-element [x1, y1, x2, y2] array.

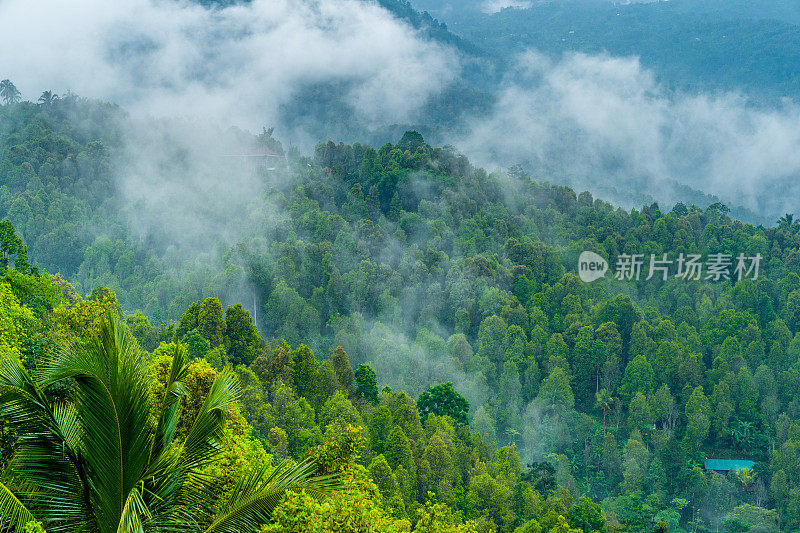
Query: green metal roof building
[[704, 459, 755, 473]]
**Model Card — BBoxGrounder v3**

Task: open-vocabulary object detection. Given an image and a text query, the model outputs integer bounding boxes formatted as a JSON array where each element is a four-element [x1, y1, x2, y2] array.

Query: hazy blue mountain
[[412, 0, 800, 24], [412, 0, 800, 101], [671, 0, 800, 25]]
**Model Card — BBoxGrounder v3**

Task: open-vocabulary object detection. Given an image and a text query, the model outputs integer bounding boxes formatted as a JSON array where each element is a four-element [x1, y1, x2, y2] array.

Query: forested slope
[[2, 96, 800, 531]]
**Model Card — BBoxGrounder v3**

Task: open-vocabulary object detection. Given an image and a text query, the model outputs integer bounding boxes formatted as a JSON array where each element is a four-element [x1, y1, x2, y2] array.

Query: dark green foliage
[[521, 462, 557, 495], [330, 346, 354, 390], [417, 382, 469, 425], [0, 220, 33, 274], [224, 304, 261, 366], [354, 364, 379, 404]]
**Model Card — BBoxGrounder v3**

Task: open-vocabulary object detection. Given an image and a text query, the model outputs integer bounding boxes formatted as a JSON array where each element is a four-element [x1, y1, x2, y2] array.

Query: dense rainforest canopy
[[1, 94, 800, 532]]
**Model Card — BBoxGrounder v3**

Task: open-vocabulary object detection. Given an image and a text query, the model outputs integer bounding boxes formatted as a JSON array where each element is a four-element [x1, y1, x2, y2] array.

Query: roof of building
[[704, 459, 755, 472]]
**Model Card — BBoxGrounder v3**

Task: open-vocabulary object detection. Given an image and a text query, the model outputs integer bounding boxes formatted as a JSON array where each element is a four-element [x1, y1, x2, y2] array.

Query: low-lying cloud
[[0, 0, 458, 132], [458, 51, 800, 220]]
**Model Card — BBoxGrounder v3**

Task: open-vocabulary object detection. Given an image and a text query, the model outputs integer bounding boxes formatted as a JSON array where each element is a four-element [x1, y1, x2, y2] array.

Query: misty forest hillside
[[3, 92, 800, 531], [190, 0, 800, 225], [4, 0, 800, 531]]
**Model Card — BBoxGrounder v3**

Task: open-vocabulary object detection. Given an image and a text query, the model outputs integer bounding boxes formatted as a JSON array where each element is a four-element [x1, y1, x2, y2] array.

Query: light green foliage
[[685, 386, 712, 448], [0, 312, 337, 531], [537, 368, 574, 411], [23, 522, 46, 533], [0, 282, 33, 359]]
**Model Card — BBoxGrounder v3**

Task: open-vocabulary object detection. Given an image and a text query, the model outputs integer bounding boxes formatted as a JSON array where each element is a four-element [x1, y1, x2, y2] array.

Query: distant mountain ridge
[[410, 0, 800, 101]]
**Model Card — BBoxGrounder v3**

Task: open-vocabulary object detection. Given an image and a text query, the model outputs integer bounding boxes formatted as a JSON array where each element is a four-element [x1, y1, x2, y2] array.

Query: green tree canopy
[[417, 382, 470, 425], [354, 364, 379, 404]]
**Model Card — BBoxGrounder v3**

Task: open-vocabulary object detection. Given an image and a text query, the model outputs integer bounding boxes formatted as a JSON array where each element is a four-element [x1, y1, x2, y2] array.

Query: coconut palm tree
[[0, 80, 21, 105], [37, 91, 58, 107], [778, 213, 799, 233], [0, 312, 339, 532], [595, 388, 615, 433], [731, 420, 756, 450]]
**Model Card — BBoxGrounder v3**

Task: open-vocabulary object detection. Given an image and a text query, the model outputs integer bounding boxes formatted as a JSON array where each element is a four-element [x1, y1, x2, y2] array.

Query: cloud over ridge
[[0, 0, 458, 129]]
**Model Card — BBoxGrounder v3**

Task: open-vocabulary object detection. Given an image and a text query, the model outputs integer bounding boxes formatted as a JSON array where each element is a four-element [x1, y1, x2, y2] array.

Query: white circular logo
[[578, 251, 608, 282]]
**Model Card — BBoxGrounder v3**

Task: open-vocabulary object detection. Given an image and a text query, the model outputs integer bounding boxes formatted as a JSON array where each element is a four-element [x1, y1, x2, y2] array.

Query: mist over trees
[[0, 1, 800, 531], [2, 82, 800, 529]]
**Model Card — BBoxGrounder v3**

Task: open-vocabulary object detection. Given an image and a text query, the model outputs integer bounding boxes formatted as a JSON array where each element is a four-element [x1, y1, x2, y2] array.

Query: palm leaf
[[141, 361, 242, 530], [204, 458, 340, 533], [0, 350, 91, 531], [40, 311, 154, 533], [150, 344, 188, 465], [0, 480, 36, 532], [117, 485, 150, 533]]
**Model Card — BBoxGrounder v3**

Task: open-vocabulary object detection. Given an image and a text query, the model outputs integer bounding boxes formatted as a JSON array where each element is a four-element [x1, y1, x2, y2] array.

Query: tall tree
[[330, 346, 354, 390], [685, 386, 712, 449], [224, 303, 261, 366], [595, 388, 615, 432], [538, 367, 575, 412], [37, 90, 58, 106], [0, 220, 33, 274], [354, 364, 379, 404], [417, 382, 470, 425], [0, 80, 20, 105]]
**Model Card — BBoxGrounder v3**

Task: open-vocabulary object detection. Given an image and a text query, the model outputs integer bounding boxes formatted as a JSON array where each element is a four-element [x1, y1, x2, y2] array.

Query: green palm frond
[[41, 311, 154, 533], [141, 357, 242, 530], [52, 403, 83, 451], [0, 348, 91, 531], [117, 485, 150, 533], [0, 352, 57, 437], [0, 480, 36, 533], [205, 458, 341, 533], [0, 311, 343, 531]]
